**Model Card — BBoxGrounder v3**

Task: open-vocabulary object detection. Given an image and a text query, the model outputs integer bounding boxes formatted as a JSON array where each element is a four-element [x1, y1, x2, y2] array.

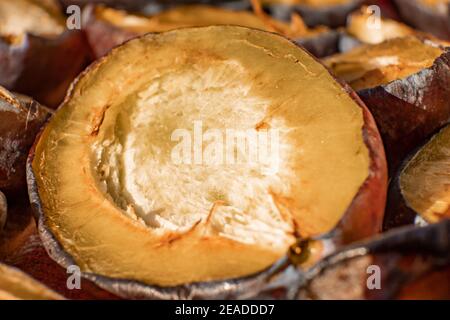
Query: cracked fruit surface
[[29, 26, 386, 289]]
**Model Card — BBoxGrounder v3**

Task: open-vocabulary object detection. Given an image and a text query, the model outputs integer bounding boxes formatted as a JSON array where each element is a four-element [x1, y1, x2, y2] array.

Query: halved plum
[[28, 26, 387, 298], [325, 36, 450, 173]]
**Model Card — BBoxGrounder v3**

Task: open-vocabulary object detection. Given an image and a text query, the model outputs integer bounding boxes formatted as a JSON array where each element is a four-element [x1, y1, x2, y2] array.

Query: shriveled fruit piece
[[393, 0, 450, 41], [82, 3, 334, 58], [339, 6, 415, 52], [297, 220, 450, 300], [28, 26, 386, 298], [263, 0, 365, 28], [0, 191, 6, 232], [325, 36, 450, 173], [385, 124, 450, 229], [0, 263, 63, 300], [0, 87, 52, 198], [0, 0, 91, 108]]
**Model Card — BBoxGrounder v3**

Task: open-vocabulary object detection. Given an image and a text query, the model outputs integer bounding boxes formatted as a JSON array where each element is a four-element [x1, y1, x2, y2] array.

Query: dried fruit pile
[[0, 0, 448, 300]]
